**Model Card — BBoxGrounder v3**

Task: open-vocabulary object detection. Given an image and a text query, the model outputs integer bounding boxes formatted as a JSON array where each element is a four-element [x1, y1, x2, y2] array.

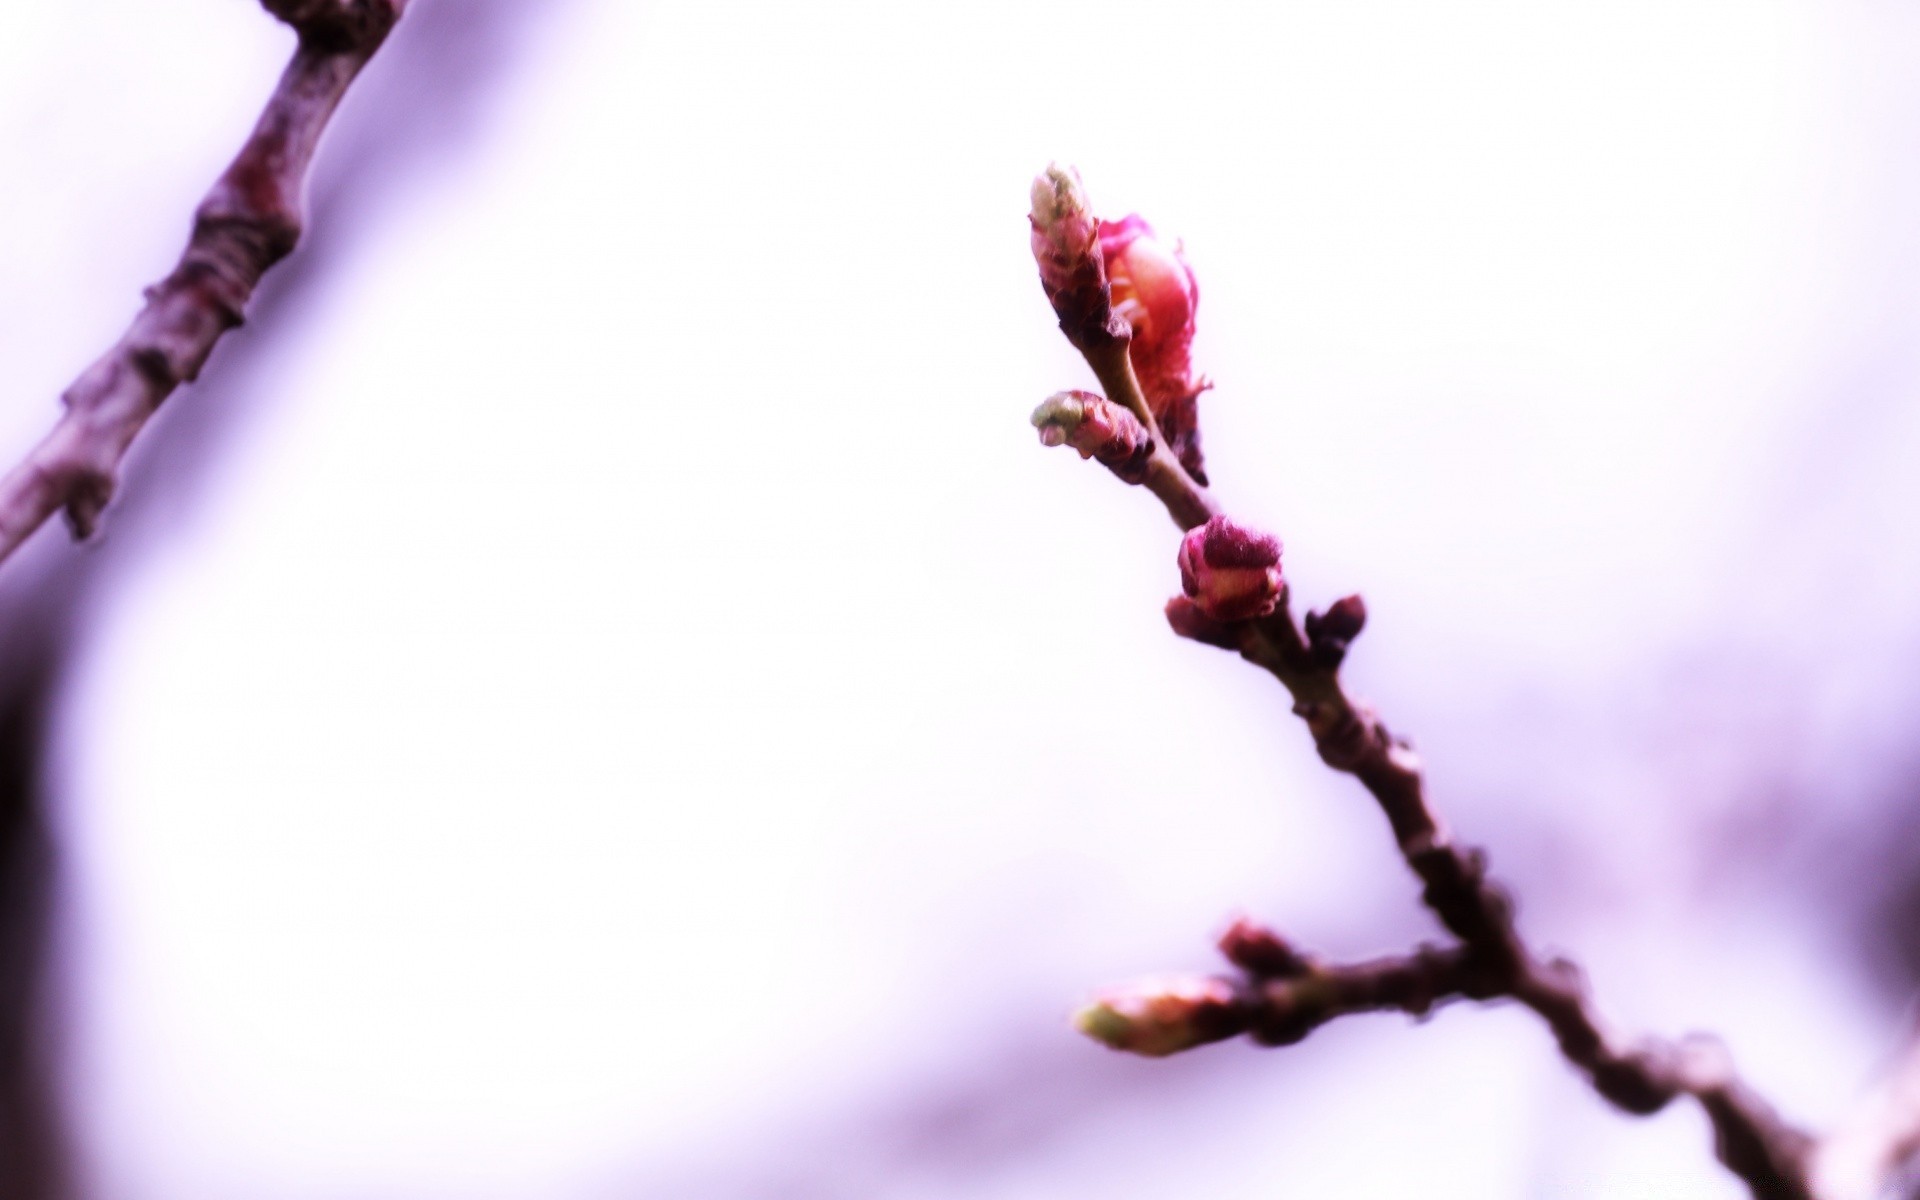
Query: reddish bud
[[1074, 975, 1247, 1057], [1098, 215, 1209, 484], [1303, 594, 1368, 668], [1164, 595, 1241, 650], [1031, 390, 1153, 482], [1029, 165, 1124, 349], [1218, 917, 1312, 978], [1177, 516, 1284, 622]]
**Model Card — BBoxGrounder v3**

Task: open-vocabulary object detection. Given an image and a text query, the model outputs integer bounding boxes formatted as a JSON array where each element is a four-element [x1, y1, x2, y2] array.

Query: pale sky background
[[3, 1, 1920, 1197]]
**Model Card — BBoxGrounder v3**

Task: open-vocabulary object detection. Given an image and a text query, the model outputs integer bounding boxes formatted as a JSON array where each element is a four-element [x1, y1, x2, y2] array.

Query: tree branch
[[1055, 392, 1817, 1197], [0, 0, 408, 566], [1076, 927, 1475, 1058], [1029, 169, 1818, 1199]]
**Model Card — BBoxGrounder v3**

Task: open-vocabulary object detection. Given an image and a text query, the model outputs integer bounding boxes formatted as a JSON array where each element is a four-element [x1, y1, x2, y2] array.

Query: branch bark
[[0, 0, 408, 567]]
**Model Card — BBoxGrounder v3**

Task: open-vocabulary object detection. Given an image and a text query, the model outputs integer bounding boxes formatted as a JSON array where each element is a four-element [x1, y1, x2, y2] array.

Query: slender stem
[[1045, 315, 1817, 1199], [1238, 944, 1476, 1046], [1233, 582, 1812, 1195], [1073, 338, 1218, 530]]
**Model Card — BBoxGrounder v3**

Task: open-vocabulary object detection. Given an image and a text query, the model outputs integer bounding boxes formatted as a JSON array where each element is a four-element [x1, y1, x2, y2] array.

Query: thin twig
[[0, 0, 409, 567], [1031, 180, 1817, 1197], [1077, 929, 1475, 1058], [1083, 382, 1814, 1197]]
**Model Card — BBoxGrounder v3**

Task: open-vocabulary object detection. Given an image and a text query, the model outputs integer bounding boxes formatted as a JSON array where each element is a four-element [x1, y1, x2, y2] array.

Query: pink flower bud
[[1073, 975, 1246, 1057], [1177, 516, 1284, 622], [1030, 165, 1098, 296], [1100, 216, 1197, 390], [1029, 165, 1124, 349], [1098, 214, 1209, 484], [1031, 389, 1152, 482]]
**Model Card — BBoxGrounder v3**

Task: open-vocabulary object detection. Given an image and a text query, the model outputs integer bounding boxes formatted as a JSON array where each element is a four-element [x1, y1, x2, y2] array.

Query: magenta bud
[[1073, 975, 1247, 1057], [1177, 516, 1284, 622], [1031, 390, 1153, 482]]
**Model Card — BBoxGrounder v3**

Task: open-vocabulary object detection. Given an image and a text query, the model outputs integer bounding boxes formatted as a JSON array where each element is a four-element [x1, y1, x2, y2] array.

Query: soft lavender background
[[3, 1, 1920, 1196]]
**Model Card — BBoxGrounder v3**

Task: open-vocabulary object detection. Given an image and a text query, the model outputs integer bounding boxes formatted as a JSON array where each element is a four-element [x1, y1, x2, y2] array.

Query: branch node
[[1304, 594, 1367, 668], [60, 470, 115, 542], [1294, 699, 1378, 771]]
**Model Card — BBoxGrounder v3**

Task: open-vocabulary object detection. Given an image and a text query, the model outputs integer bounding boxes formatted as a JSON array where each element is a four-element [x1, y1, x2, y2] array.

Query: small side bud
[[1177, 516, 1284, 622], [1303, 594, 1368, 668], [1073, 975, 1247, 1057], [1218, 917, 1312, 979], [1099, 214, 1210, 484], [1164, 595, 1242, 650], [1029, 165, 1124, 349], [1031, 390, 1153, 482]]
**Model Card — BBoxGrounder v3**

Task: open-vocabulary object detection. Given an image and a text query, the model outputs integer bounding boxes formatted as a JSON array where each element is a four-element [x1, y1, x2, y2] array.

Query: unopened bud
[[1073, 975, 1246, 1057], [1177, 516, 1284, 622], [1030, 166, 1098, 291], [1031, 390, 1152, 482], [1218, 917, 1312, 978], [1164, 595, 1242, 649], [1030, 166, 1096, 276], [1030, 165, 1123, 348], [1303, 594, 1368, 667], [1099, 214, 1209, 484]]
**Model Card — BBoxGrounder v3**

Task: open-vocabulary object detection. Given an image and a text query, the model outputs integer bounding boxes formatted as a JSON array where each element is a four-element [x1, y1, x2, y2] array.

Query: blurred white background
[[4, 1, 1920, 1196]]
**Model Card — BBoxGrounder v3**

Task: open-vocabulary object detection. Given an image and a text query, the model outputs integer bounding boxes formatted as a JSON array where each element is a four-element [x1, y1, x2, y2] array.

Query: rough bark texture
[[0, 0, 409, 567]]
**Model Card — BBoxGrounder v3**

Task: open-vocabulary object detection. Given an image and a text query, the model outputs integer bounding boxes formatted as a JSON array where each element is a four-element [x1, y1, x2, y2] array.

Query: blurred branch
[[1074, 924, 1474, 1057], [1028, 165, 1817, 1200], [1810, 1028, 1920, 1199], [0, 0, 409, 567], [0, 636, 66, 1200]]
